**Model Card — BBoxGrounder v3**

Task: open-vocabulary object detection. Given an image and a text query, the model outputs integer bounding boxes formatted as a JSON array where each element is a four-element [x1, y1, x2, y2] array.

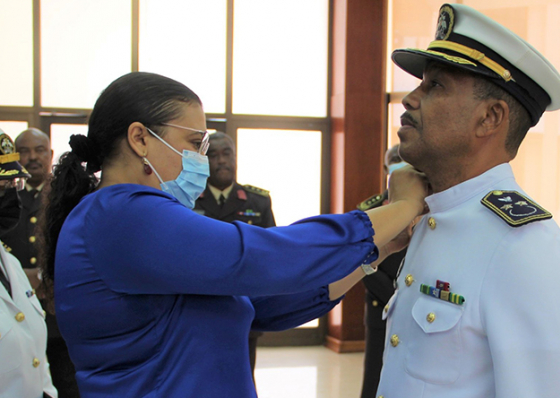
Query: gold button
[[32, 358, 40, 368], [248, 220, 253, 225], [30, 217, 37, 224], [494, 190, 503, 196], [390, 334, 399, 347], [428, 217, 436, 230], [29, 236, 36, 243], [372, 300, 379, 307], [427, 312, 436, 323], [15, 312, 25, 322], [30, 257, 37, 265], [43, 310, 47, 318], [405, 274, 414, 287], [502, 70, 511, 80], [378, 396, 385, 398], [384, 304, 389, 313]]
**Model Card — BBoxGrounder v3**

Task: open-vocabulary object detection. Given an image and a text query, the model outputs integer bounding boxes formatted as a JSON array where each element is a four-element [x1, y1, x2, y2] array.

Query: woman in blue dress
[[39, 72, 427, 397]]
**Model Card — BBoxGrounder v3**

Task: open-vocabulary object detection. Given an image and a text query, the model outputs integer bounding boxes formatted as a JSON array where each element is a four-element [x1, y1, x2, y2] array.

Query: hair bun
[[69, 134, 99, 165]]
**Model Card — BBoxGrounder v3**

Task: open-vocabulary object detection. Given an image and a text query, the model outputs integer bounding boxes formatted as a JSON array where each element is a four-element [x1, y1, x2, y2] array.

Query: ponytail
[[39, 135, 99, 286]]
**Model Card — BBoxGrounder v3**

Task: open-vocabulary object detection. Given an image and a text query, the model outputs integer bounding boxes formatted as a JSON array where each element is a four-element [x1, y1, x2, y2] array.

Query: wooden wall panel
[[327, 0, 388, 353]]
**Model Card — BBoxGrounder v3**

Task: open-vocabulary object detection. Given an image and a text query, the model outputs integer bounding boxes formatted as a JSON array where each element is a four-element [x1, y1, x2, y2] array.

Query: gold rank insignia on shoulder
[[243, 184, 270, 197], [1, 240, 11, 253], [357, 191, 388, 211], [481, 190, 552, 227]]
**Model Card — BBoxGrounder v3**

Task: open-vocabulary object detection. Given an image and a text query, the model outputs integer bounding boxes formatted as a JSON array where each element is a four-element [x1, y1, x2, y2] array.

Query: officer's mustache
[[25, 160, 42, 169], [400, 112, 418, 128]]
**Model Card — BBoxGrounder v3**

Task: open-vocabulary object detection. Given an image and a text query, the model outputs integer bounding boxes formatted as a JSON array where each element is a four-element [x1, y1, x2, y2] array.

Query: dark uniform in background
[[1, 188, 41, 269], [357, 191, 406, 398], [195, 183, 275, 227]]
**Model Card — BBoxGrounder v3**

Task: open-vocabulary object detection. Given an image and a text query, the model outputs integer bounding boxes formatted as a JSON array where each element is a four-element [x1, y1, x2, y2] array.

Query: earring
[[142, 157, 152, 175]]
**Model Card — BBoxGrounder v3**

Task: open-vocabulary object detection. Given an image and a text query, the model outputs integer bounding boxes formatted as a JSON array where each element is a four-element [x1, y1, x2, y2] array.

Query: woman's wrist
[[391, 198, 424, 218]]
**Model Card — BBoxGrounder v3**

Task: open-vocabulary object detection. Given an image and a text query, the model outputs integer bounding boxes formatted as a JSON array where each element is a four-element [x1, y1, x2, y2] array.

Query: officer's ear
[[476, 99, 508, 138]]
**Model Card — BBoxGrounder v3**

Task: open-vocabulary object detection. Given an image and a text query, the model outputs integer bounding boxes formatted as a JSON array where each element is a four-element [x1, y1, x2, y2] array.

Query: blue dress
[[55, 184, 377, 397]]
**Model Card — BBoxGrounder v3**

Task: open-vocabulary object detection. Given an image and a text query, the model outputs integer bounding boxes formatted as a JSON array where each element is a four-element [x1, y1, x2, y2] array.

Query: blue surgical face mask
[[145, 128, 210, 209], [387, 161, 408, 175]]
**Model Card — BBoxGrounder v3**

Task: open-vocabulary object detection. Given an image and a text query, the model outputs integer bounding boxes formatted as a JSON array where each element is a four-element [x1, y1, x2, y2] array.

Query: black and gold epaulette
[[1, 241, 11, 253], [357, 191, 388, 211], [481, 190, 552, 227], [243, 184, 270, 197]]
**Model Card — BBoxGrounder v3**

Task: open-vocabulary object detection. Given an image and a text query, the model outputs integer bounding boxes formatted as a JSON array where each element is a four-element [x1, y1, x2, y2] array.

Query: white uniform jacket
[[377, 163, 560, 398], [0, 245, 57, 398]]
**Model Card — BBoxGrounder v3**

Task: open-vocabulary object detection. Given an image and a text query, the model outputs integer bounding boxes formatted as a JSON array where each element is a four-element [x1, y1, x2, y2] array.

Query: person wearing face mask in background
[[38, 72, 428, 397], [0, 131, 57, 398], [0, 128, 80, 398], [194, 132, 276, 381], [357, 144, 410, 397]]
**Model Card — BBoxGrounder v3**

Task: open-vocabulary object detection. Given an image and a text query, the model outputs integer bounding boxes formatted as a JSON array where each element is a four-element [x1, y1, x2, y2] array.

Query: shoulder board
[[357, 191, 388, 211], [481, 190, 552, 227], [243, 184, 270, 197], [1, 241, 11, 253]]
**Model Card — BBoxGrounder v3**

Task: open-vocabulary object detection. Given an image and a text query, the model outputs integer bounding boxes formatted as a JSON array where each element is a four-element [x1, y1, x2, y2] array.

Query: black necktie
[[219, 194, 226, 208], [0, 261, 11, 297]]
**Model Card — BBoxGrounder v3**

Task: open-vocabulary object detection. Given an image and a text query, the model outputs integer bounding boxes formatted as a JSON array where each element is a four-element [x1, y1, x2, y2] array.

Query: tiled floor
[[254, 346, 365, 398]]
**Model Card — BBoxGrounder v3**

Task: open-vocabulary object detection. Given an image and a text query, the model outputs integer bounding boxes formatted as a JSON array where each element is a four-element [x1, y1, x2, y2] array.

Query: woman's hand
[[382, 215, 422, 257], [388, 165, 429, 216]]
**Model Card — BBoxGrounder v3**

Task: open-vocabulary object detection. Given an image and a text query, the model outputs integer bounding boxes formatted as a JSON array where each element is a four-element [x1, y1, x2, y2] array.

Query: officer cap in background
[[392, 3, 560, 126], [0, 131, 31, 180]]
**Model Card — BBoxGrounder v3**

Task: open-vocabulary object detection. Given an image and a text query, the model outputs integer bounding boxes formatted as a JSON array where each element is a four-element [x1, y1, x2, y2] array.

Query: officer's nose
[[402, 86, 422, 111]]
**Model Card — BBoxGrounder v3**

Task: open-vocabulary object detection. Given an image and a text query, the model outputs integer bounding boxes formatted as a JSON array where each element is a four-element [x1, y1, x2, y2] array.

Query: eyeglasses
[[162, 123, 210, 155]]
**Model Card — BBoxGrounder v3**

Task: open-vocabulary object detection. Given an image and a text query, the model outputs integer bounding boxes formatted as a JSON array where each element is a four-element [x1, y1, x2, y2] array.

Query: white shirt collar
[[425, 163, 516, 214], [208, 183, 234, 202], [26, 181, 45, 192]]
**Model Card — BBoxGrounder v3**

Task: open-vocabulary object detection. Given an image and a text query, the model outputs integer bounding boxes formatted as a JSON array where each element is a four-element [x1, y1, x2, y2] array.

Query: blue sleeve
[[85, 187, 377, 297], [250, 287, 341, 331]]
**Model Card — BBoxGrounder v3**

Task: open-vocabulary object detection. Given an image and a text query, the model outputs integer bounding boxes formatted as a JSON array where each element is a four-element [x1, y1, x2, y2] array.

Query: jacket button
[[30, 217, 38, 224], [427, 312, 436, 323], [428, 217, 437, 230], [384, 304, 389, 313], [405, 274, 414, 287], [390, 334, 400, 347], [15, 312, 25, 322], [29, 236, 36, 243], [30, 257, 37, 265], [32, 358, 40, 368], [372, 300, 379, 307]]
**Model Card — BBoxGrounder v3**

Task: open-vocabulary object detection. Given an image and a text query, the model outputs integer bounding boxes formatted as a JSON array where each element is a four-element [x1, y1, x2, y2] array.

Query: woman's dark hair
[[38, 72, 201, 297]]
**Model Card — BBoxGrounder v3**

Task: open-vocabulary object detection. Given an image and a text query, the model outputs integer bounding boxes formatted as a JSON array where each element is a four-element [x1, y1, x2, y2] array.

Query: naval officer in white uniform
[[376, 3, 560, 398], [0, 131, 57, 398]]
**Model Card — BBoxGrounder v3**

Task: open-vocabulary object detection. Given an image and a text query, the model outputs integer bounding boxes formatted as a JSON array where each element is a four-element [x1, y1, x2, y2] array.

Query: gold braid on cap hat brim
[[0, 153, 20, 164], [428, 40, 514, 82], [0, 169, 23, 177]]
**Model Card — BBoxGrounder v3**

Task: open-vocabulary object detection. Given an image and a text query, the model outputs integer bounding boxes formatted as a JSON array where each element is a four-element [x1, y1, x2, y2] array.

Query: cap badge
[[435, 5, 455, 41], [0, 134, 14, 156]]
